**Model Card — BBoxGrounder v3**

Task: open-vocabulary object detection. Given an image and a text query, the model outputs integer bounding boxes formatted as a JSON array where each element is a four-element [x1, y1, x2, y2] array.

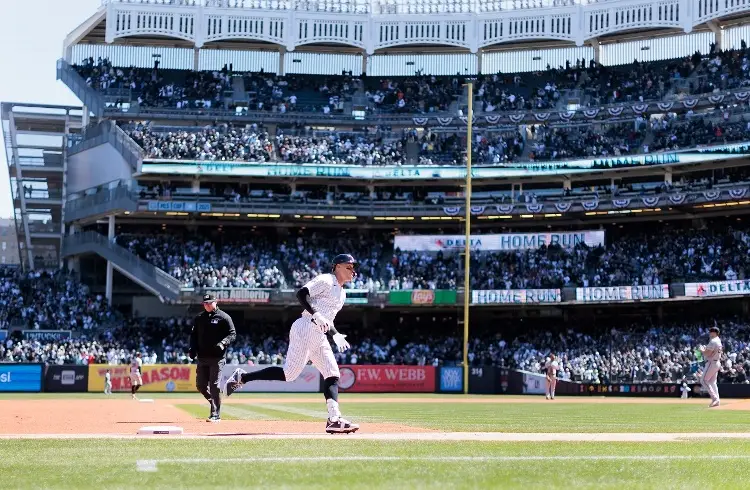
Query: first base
[[138, 398, 154, 403], [138, 426, 184, 435]]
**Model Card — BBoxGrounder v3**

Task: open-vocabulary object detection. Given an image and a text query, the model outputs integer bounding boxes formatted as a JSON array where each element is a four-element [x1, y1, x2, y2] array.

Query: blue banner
[[0, 364, 43, 392], [440, 367, 463, 392], [0, 330, 7, 342], [23, 330, 71, 342]]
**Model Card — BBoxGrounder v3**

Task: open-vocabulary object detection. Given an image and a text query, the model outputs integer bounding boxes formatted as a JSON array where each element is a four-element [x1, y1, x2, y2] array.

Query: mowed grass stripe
[[220, 405, 275, 420], [174, 404, 243, 421]]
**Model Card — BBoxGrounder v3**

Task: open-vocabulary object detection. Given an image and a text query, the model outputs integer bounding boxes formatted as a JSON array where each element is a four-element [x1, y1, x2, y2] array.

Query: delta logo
[[696, 284, 708, 296], [434, 238, 483, 249]]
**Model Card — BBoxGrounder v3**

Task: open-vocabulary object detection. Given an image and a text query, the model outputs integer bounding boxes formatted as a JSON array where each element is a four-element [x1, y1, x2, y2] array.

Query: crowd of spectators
[[691, 45, 750, 94], [276, 133, 407, 166], [649, 117, 750, 152], [528, 122, 643, 161], [364, 75, 460, 114]]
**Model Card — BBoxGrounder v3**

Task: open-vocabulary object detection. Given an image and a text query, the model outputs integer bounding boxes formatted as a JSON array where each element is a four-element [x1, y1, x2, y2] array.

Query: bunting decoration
[[559, 111, 575, 121], [459, 115, 476, 125], [729, 188, 748, 199], [581, 200, 599, 211], [682, 98, 699, 109], [496, 204, 514, 214], [631, 104, 649, 114], [412, 117, 429, 126], [607, 107, 624, 117], [534, 113, 551, 122], [669, 194, 686, 205], [642, 196, 660, 207], [470, 205, 486, 215], [508, 113, 525, 123], [437, 117, 454, 126], [612, 198, 631, 209], [526, 203, 544, 213], [708, 95, 725, 104], [485, 115, 502, 125], [555, 202, 572, 213], [583, 108, 600, 119], [703, 190, 721, 201], [443, 206, 461, 216], [657, 102, 674, 111], [734, 92, 750, 101]]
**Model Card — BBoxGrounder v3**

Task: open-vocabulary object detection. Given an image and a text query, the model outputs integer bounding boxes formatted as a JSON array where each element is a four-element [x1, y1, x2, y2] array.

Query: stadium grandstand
[[5, 0, 750, 390]]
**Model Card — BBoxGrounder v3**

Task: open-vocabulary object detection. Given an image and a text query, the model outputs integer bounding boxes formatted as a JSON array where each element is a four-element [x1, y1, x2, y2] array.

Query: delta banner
[[389, 290, 457, 305], [23, 330, 72, 342], [45, 365, 88, 392], [87, 364, 197, 392], [685, 280, 750, 298], [575, 284, 670, 303], [203, 288, 271, 304], [394, 231, 605, 253], [218, 365, 320, 392], [339, 365, 436, 392], [472, 289, 561, 305], [0, 364, 43, 392]]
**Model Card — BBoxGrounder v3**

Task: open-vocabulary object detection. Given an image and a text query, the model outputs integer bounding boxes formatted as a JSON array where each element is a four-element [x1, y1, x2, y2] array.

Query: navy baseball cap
[[331, 254, 357, 275]]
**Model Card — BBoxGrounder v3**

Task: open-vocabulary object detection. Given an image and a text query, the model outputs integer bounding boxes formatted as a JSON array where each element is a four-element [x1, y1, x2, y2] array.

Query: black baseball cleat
[[224, 368, 246, 397], [207, 415, 221, 423], [326, 417, 359, 434]]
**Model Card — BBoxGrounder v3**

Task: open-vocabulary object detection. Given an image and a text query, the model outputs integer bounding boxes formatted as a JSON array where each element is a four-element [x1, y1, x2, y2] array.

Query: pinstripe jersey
[[301, 273, 345, 322], [545, 360, 559, 378], [130, 357, 142, 377]]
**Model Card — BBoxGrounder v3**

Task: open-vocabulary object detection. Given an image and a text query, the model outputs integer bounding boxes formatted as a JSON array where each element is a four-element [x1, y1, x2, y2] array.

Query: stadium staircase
[[231, 75, 246, 105], [61, 231, 183, 303], [65, 184, 138, 224], [68, 120, 144, 173], [56, 59, 105, 117]]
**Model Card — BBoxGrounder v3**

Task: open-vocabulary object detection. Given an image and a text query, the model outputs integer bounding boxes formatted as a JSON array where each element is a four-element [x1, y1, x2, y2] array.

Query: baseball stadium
[[5, 0, 750, 487]]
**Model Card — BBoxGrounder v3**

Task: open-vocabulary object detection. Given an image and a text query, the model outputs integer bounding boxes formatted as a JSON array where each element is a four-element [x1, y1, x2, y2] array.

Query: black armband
[[296, 287, 315, 315]]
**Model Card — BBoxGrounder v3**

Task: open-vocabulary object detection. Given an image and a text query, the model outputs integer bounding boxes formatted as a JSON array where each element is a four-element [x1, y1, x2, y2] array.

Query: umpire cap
[[331, 254, 357, 274]]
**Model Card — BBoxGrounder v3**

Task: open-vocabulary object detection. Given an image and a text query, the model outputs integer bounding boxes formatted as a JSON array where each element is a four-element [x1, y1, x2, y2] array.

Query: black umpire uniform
[[189, 293, 236, 421]]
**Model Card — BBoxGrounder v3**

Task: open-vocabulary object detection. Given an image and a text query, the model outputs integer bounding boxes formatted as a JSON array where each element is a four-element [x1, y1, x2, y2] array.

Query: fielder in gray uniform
[[700, 326, 723, 408], [224, 254, 359, 434]]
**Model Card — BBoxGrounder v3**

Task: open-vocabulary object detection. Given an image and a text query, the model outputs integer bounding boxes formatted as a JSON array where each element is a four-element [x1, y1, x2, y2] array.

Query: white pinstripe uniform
[[544, 359, 559, 399], [701, 336, 722, 402], [130, 357, 143, 386], [283, 273, 343, 381]]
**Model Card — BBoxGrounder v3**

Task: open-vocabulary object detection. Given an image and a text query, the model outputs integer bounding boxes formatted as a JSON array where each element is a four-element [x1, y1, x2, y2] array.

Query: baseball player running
[[130, 353, 143, 400], [700, 326, 723, 407], [224, 254, 359, 434], [544, 353, 559, 400]]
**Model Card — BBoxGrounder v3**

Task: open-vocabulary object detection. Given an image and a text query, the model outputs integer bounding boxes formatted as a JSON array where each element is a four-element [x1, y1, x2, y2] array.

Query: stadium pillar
[[279, 49, 286, 76], [589, 39, 601, 65], [106, 215, 115, 307], [706, 21, 722, 51], [664, 168, 673, 185], [82, 106, 90, 129], [563, 179, 571, 191], [193, 48, 200, 71], [476, 49, 482, 75], [361, 53, 367, 76]]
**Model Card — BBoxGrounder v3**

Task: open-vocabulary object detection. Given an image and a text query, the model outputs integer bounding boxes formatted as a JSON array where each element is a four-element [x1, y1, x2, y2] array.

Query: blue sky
[[0, 0, 101, 218]]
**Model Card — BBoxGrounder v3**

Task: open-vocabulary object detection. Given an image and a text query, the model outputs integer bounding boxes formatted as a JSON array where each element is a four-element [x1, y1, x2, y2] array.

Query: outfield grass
[[1, 439, 749, 489], [178, 399, 750, 433]]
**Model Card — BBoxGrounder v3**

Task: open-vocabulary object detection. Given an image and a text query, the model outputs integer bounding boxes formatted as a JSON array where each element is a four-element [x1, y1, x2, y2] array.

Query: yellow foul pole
[[463, 82, 473, 395]]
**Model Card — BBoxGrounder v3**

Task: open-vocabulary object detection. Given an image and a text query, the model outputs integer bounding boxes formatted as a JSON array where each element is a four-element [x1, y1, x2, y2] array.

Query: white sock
[[326, 399, 341, 421]]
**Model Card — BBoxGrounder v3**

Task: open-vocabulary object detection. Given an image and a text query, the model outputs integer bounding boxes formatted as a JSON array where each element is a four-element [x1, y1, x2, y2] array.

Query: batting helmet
[[331, 254, 357, 276]]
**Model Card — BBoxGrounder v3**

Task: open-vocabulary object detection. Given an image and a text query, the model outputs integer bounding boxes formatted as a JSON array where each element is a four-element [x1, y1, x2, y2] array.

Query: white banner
[[218, 365, 320, 392], [521, 371, 548, 395], [576, 285, 670, 302], [472, 289, 561, 305], [684, 280, 750, 298], [394, 231, 605, 252]]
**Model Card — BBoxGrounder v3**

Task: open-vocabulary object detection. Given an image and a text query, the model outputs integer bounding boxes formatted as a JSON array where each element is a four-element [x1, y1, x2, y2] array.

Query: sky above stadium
[[0, 0, 101, 218]]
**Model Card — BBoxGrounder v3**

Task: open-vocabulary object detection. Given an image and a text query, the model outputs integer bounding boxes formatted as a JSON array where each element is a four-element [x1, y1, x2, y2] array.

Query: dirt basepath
[[0, 399, 430, 435]]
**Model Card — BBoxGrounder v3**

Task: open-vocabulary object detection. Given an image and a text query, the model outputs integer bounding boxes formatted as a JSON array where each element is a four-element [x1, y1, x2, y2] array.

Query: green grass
[[177, 399, 750, 433], [1, 439, 750, 489]]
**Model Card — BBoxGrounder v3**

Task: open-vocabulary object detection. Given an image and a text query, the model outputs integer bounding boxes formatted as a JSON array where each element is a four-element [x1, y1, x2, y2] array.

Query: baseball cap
[[202, 293, 217, 303]]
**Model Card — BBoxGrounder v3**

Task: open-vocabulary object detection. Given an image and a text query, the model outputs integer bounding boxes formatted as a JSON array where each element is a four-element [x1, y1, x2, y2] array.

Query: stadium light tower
[[462, 82, 473, 395]]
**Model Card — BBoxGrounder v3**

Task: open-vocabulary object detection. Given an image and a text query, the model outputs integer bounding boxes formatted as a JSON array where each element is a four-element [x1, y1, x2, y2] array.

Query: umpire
[[189, 293, 236, 422]]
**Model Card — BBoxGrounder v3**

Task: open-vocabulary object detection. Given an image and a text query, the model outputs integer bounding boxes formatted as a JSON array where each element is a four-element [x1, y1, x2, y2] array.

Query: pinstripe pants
[[283, 317, 340, 381], [701, 361, 720, 401]]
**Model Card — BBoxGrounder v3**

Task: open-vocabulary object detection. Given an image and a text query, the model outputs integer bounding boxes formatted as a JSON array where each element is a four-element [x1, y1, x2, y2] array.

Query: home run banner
[[472, 289, 562, 304], [394, 231, 604, 252], [218, 365, 320, 392], [339, 365, 436, 392], [684, 280, 750, 298], [87, 364, 197, 392], [575, 285, 670, 302]]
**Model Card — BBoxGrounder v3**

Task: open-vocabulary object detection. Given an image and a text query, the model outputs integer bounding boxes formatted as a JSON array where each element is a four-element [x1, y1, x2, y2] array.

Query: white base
[[138, 399, 154, 403], [138, 426, 184, 435]]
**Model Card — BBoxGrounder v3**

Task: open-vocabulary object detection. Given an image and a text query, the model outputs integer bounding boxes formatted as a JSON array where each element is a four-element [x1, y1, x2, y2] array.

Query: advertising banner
[[574, 383, 684, 396], [23, 330, 72, 342], [87, 364, 196, 392], [218, 365, 320, 392], [439, 367, 463, 392], [389, 290, 457, 305], [468, 366, 497, 394], [472, 289, 561, 305], [521, 371, 548, 395], [0, 364, 43, 392], [345, 290, 369, 305], [203, 288, 271, 304], [142, 151, 748, 180], [575, 285, 670, 303], [339, 365, 436, 393], [147, 200, 212, 213], [684, 280, 750, 298], [0, 330, 6, 342], [394, 231, 605, 253], [45, 365, 88, 392]]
